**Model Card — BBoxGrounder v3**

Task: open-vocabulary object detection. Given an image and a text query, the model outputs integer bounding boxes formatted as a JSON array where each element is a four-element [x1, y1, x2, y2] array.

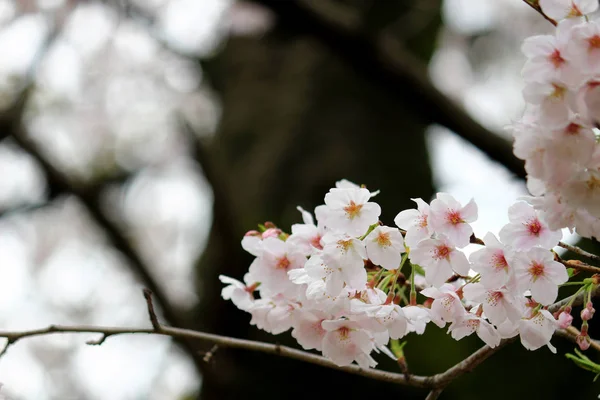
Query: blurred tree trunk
[[194, 2, 441, 399]]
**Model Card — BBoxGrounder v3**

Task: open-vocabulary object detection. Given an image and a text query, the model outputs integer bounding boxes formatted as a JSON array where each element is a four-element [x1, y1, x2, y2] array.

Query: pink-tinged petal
[[545, 261, 569, 284], [450, 250, 471, 276], [477, 322, 501, 348], [530, 277, 558, 305], [521, 35, 556, 58], [461, 198, 478, 222], [394, 209, 420, 229]]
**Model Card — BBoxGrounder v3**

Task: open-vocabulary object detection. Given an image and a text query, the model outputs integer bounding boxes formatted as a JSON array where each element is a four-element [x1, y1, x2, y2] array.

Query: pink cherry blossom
[[249, 237, 307, 296], [364, 225, 406, 270], [512, 247, 568, 305], [324, 187, 381, 236], [219, 274, 257, 311], [394, 198, 432, 248], [291, 310, 329, 351], [321, 319, 377, 368], [463, 283, 522, 326], [409, 236, 470, 287], [499, 202, 562, 251], [448, 313, 501, 348], [469, 232, 513, 289], [420, 284, 465, 327], [567, 20, 600, 73], [428, 193, 478, 248], [518, 309, 558, 352], [539, 0, 598, 21]]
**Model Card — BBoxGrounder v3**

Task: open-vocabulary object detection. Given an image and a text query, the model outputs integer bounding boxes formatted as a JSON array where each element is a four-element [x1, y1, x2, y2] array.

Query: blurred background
[[0, 0, 597, 399]]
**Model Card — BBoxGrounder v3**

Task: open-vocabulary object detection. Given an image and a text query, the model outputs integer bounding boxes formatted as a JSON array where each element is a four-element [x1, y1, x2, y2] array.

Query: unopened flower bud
[[262, 228, 282, 239], [581, 304, 595, 321], [558, 311, 573, 329], [577, 333, 591, 351]]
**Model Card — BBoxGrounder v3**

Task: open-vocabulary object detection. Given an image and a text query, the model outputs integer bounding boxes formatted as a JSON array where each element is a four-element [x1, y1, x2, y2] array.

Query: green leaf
[[412, 263, 425, 276], [567, 268, 575, 278]]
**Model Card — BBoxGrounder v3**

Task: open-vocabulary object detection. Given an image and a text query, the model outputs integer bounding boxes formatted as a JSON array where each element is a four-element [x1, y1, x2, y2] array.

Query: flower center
[[344, 201, 363, 220], [434, 244, 451, 260], [568, 3, 583, 17], [446, 210, 463, 225], [588, 35, 600, 50], [492, 251, 508, 271], [337, 239, 353, 253], [376, 231, 392, 247], [486, 291, 503, 306], [418, 214, 428, 228], [276, 256, 291, 270], [565, 123, 581, 135], [549, 49, 565, 69], [338, 326, 350, 340], [528, 262, 545, 280], [525, 218, 542, 236], [310, 234, 323, 250], [551, 83, 566, 99]]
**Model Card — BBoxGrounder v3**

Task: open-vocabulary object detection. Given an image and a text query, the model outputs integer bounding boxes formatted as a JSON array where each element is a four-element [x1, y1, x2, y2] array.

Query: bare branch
[[143, 289, 162, 332], [425, 388, 445, 400], [558, 242, 600, 265], [522, 0, 558, 26]]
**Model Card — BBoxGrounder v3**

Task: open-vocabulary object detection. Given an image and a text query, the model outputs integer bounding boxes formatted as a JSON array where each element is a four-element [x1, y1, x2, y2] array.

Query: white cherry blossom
[[469, 232, 513, 289], [364, 225, 406, 270], [512, 247, 568, 305], [420, 284, 465, 328], [324, 187, 381, 236], [499, 202, 562, 251], [321, 319, 377, 368], [394, 198, 432, 248], [409, 236, 470, 287], [428, 193, 478, 248]]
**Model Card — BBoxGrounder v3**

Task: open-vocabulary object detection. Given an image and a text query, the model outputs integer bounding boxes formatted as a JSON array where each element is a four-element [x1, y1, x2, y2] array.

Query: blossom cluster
[[514, 0, 600, 238], [220, 180, 577, 369]]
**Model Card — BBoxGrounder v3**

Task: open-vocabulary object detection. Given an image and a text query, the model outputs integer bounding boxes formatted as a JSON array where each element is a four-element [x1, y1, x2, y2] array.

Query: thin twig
[[555, 326, 600, 353], [0, 285, 594, 391], [559, 259, 600, 275], [425, 388, 445, 400], [558, 242, 600, 264], [143, 289, 162, 331], [0, 323, 432, 389], [522, 0, 558, 26]]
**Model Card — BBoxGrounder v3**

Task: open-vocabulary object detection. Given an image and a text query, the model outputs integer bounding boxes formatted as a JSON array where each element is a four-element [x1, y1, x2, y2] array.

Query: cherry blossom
[[219, 274, 258, 311], [462, 283, 522, 326], [499, 202, 562, 251], [420, 284, 465, 328], [469, 233, 513, 289], [448, 312, 501, 348], [512, 247, 568, 305], [394, 198, 432, 248], [321, 319, 377, 368], [324, 187, 381, 236], [428, 193, 478, 248], [364, 225, 405, 270], [518, 310, 559, 353], [539, 0, 598, 21], [409, 236, 470, 287]]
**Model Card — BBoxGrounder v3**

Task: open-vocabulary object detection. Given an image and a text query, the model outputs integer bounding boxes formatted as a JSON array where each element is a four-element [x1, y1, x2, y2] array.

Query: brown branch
[[425, 388, 445, 400], [559, 259, 600, 275], [555, 327, 600, 353], [558, 242, 600, 265], [522, 0, 558, 26], [250, 0, 526, 179], [143, 289, 162, 331]]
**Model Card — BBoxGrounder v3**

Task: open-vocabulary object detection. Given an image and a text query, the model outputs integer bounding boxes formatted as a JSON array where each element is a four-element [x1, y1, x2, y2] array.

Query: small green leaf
[[567, 268, 575, 278], [412, 263, 425, 276]]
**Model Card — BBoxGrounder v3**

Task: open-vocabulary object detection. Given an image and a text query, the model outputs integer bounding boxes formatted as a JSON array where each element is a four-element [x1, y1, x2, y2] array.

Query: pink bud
[[262, 228, 282, 239], [244, 230, 261, 237], [581, 306, 595, 321], [577, 334, 591, 351], [558, 311, 573, 329]]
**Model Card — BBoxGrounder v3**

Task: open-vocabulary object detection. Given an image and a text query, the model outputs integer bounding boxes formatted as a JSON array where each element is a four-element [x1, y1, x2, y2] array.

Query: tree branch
[[250, 0, 526, 179], [558, 242, 600, 265]]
